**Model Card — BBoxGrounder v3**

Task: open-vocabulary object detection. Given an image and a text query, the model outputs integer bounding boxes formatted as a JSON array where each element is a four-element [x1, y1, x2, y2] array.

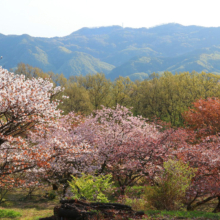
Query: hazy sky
[[1, 0, 219, 38]]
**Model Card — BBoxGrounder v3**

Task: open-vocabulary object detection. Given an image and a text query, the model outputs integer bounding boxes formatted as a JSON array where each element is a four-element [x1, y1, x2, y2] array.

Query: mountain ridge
[[1, 23, 220, 80]]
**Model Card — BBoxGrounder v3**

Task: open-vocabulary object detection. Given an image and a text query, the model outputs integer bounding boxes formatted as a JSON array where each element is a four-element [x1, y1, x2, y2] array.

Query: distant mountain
[[107, 47, 220, 80], [2, 23, 220, 80], [54, 51, 115, 78]]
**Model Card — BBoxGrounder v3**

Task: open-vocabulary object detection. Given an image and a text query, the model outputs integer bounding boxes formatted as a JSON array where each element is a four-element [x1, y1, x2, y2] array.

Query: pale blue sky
[[1, 0, 219, 37]]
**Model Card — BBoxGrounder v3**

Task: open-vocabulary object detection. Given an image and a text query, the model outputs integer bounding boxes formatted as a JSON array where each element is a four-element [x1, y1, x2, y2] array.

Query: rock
[[39, 216, 55, 220], [53, 199, 145, 220]]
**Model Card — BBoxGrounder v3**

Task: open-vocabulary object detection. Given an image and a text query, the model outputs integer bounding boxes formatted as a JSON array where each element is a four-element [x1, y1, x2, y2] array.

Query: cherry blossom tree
[[0, 66, 62, 187], [28, 112, 96, 195], [77, 105, 172, 195], [173, 133, 220, 212]]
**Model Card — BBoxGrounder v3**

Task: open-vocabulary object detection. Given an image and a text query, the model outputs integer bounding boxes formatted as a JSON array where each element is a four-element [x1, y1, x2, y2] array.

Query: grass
[[0, 188, 59, 220], [0, 200, 57, 220], [0, 208, 52, 220], [0, 209, 22, 218], [145, 210, 220, 219], [1, 187, 220, 219]]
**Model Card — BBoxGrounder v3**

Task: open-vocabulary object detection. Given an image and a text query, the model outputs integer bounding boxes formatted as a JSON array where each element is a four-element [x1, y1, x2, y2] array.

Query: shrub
[[123, 196, 147, 211], [143, 159, 196, 210], [68, 173, 113, 203]]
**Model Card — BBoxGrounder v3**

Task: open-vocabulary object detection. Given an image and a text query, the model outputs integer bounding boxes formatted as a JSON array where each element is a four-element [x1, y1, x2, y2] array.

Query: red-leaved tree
[[179, 98, 220, 212], [183, 97, 220, 137]]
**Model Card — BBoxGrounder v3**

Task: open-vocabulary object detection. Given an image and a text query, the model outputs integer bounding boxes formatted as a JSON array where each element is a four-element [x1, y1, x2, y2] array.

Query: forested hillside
[[2, 23, 220, 80], [15, 63, 220, 127]]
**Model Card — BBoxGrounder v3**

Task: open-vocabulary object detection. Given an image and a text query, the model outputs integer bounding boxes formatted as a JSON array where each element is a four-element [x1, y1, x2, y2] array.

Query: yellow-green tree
[[111, 76, 134, 107], [73, 73, 111, 110], [136, 71, 220, 126], [14, 63, 51, 80], [59, 82, 92, 114]]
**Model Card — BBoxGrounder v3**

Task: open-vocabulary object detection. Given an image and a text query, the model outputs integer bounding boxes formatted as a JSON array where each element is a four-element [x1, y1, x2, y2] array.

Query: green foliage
[[163, 159, 196, 194], [47, 191, 56, 200], [143, 160, 196, 211], [68, 173, 113, 203], [124, 197, 147, 211], [14, 63, 51, 80], [72, 73, 112, 110], [14, 64, 220, 126], [58, 82, 92, 114], [111, 76, 134, 107], [134, 71, 220, 126], [0, 209, 22, 218], [125, 185, 144, 198]]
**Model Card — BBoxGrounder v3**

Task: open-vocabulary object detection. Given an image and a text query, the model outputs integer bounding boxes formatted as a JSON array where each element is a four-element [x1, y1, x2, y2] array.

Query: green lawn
[[0, 188, 59, 220], [1, 188, 220, 219], [145, 210, 220, 219]]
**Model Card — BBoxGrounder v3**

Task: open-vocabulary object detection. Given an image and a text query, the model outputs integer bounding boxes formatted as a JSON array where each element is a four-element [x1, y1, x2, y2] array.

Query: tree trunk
[[187, 195, 216, 211], [120, 186, 125, 196], [213, 196, 220, 213], [52, 184, 58, 191]]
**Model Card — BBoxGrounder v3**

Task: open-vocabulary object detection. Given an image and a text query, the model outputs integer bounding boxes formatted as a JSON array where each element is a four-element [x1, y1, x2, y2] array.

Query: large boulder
[[51, 199, 144, 220]]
